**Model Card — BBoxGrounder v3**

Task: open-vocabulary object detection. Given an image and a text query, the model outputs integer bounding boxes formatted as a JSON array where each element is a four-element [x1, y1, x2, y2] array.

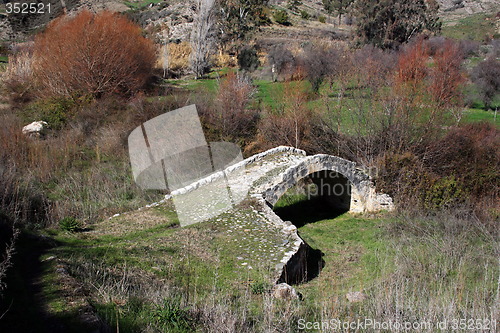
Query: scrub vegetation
[[0, 3, 498, 332]]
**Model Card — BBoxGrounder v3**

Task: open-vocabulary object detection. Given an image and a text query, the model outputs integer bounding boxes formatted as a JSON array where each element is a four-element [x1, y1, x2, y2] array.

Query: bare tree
[[190, 0, 217, 79], [161, 28, 170, 78], [161, 44, 169, 78]]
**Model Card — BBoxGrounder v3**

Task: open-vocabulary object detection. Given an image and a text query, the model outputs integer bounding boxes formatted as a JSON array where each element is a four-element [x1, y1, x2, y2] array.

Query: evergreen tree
[[354, 0, 441, 49], [323, 0, 354, 25], [218, 0, 270, 48]]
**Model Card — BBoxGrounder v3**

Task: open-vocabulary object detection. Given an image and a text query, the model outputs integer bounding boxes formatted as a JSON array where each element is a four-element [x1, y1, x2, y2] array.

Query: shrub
[[257, 82, 315, 149], [274, 10, 290, 25], [318, 15, 326, 23], [237, 46, 260, 72], [287, 0, 302, 11], [354, 0, 440, 49], [353, 45, 396, 92], [300, 10, 310, 20], [376, 122, 499, 214], [471, 56, 500, 110], [425, 36, 446, 56], [59, 217, 82, 232], [251, 280, 271, 294], [3, 48, 34, 104], [395, 38, 429, 85], [22, 97, 76, 130], [458, 39, 480, 58], [299, 44, 339, 92], [153, 297, 192, 331], [206, 72, 258, 142], [267, 44, 296, 79], [0, 212, 18, 296], [425, 122, 499, 202], [423, 176, 465, 210], [32, 11, 156, 98]]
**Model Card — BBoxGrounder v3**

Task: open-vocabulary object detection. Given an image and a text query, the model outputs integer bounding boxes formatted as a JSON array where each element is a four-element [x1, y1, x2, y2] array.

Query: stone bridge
[[167, 146, 393, 284]]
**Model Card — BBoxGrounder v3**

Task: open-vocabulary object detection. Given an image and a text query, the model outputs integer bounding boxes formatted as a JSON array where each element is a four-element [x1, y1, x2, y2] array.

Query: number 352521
[[6, 2, 51, 14]]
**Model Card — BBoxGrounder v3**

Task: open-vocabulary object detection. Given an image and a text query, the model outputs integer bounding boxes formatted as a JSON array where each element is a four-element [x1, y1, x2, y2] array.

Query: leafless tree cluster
[[190, 0, 217, 79]]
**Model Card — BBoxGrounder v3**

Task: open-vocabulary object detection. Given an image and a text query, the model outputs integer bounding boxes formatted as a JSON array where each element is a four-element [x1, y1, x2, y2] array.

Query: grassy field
[[179, 71, 499, 135], [273, 191, 499, 332], [0, 199, 301, 331], [2, 190, 497, 332], [441, 12, 499, 41], [462, 108, 499, 126]]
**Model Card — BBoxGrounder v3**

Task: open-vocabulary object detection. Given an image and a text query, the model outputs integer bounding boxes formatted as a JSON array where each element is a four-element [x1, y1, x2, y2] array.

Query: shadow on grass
[[273, 196, 347, 228], [0, 232, 102, 333], [273, 196, 349, 284]]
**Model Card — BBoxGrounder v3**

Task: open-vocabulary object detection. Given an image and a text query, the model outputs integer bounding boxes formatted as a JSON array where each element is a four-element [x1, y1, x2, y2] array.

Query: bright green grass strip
[[441, 12, 498, 41], [461, 108, 499, 127], [297, 214, 390, 294]]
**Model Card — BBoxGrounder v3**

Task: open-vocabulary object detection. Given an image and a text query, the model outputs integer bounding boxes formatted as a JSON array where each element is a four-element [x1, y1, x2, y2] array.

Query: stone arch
[[263, 155, 391, 213]]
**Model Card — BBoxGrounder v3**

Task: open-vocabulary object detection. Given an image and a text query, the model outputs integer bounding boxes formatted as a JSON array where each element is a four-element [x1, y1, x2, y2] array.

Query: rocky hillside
[[0, 0, 498, 43], [0, 0, 129, 40], [439, 0, 499, 20]]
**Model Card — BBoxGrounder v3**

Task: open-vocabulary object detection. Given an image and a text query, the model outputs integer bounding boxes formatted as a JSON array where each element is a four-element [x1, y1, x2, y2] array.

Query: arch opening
[[273, 170, 352, 227], [272, 170, 352, 284]]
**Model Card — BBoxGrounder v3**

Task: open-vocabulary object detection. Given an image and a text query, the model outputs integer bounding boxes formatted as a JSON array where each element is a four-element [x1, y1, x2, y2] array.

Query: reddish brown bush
[[425, 122, 499, 201], [376, 122, 499, 218], [395, 38, 429, 88], [428, 40, 465, 107], [32, 11, 157, 98]]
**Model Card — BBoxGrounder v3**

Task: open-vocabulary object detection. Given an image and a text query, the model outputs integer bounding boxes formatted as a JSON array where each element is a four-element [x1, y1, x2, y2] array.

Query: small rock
[[272, 283, 301, 300], [346, 291, 365, 303]]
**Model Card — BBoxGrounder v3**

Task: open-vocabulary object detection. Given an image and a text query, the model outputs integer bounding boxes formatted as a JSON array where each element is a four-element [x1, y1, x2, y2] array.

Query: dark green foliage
[[300, 10, 310, 20], [251, 280, 271, 294], [354, 0, 441, 49], [237, 46, 260, 71], [423, 176, 465, 210], [274, 10, 290, 25], [218, 0, 270, 46], [323, 0, 354, 25], [59, 217, 82, 232], [22, 97, 75, 130], [318, 15, 326, 23], [153, 297, 192, 331]]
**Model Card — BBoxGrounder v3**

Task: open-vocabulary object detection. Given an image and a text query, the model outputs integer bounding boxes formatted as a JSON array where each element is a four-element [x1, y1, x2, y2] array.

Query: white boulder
[[22, 121, 48, 137]]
